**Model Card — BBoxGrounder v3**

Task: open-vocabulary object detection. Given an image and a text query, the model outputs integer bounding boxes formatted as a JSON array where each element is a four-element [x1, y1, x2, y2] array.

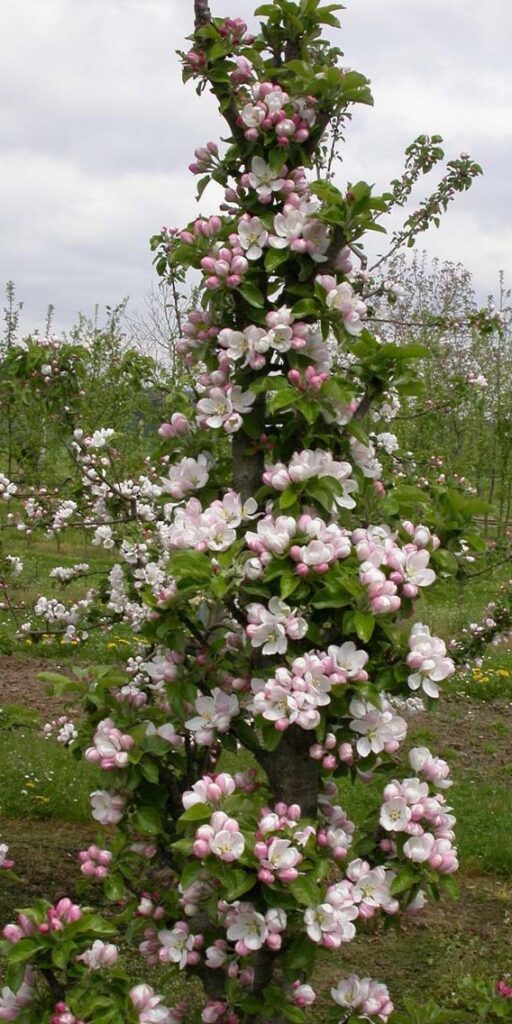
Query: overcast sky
[[1, 0, 511, 337]]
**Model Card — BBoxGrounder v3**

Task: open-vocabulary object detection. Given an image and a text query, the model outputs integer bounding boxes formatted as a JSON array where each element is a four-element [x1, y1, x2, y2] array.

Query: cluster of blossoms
[[253, 829, 303, 884], [245, 597, 307, 654], [316, 274, 368, 335], [193, 812, 245, 863], [220, 901, 287, 956], [262, 448, 358, 506], [199, 240, 250, 292], [3, 899, 81, 944], [217, 307, 311, 369], [129, 983, 178, 1024], [0, 475, 17, 501], [160, 492, 257, 554], [305, 858, 399, 949], [379, 752, 458, 875], [250, 652, 331, 731], [90, 789, 126, 825], [331, 975, 394, 1022], [245, 511, 351, 578], [349, 696, 407, 757], [76, 939, 119, 970], [406, 624, 455, 697], [236, 82, 317, 146], [185, 689, 240, 746], [196, 383, 255, 434], [77, 844, 112, 879], [158, 412, 189, 439], [2, 555, 23, 577], [43, 716, 78, 746], [49, 563, 89, 583], [352, 522, 441, 615], [161, 454, 210, 500], [84, 718, 134, 770]]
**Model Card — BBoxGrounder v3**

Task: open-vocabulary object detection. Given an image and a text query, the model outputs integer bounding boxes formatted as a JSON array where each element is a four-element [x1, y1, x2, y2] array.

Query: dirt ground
[[0, 654, 75, 715]]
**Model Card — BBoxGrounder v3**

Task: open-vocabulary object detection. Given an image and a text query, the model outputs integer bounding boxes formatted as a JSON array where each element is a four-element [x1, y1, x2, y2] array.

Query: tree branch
[[194, 0, 211, 31]]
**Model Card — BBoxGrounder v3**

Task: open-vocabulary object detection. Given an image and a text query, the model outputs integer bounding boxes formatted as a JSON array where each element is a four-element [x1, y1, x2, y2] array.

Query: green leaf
[[52, 942, 72, 970], [38, 671, 81, 694], [260, 719, 284, 751], [291, 298, 319, 318], [311, 589, 351, 609], [268, 388, 296, 414], [240, 282, 265, 308], [280, 573, 301, 600], [265, 248, 289, 273], [354, 611, 375, 643], [139, 759, 160, 784], [221, 869, 255, 901], [289, 876, 321, 906], [170, 549, 211, 581], [432, 550, 459, 576], [285, 933, 316, 970], [179, 802, 211, 823], [278, 487, 299, 510], [132, 806, 163, 835], [232, 718, 260, 753], [7, 939, 40, 964], [438, 874, 458, 900], [180, 861, 204, 891], [268, 148, 286, 173], [104, 873, 126, 902], [283, 1007, 307, 1023], [390, 865, 420, 896], [196, 175, 210, 199]]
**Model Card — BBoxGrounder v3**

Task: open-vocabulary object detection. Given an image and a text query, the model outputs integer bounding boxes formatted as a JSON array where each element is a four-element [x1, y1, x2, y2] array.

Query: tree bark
[[255, 726, 320, 817], [232, 430, 265, 503], [194, 0, 211, 31]]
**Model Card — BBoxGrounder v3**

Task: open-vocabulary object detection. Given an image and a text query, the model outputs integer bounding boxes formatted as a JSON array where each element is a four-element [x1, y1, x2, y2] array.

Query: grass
[[0, 727, 98, 822], [0, 524, 135, 662]]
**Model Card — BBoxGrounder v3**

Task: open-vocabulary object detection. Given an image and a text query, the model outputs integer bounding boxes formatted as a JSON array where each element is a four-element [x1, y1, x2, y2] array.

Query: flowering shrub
[[0, 0, 486, 1021]]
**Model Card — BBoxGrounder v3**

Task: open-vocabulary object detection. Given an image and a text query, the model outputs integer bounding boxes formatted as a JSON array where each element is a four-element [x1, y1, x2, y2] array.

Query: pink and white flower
[[237, 216, 269, 260], [162, 455, 210, 500], [245, 597, 307, 655], [185, 689, 239, 745], [349, 697, 407, 757], [90, 790, 126, 825], [248, 156, 285, 200], [331, 975, 394, 1022], [77, 940, 119, 970], [406, 624, 455, 697]]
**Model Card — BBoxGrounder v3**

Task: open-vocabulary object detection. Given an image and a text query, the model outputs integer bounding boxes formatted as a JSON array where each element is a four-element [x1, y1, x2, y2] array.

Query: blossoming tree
[[0, 1, 486, 1022]]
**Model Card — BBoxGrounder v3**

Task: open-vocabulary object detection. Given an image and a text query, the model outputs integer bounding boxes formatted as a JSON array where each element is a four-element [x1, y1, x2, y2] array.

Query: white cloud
[[0, 0, 510, 333]]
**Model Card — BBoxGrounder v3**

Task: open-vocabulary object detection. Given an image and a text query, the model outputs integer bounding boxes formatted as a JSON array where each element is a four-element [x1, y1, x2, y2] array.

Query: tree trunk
[[194, 0, 211, 30]]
